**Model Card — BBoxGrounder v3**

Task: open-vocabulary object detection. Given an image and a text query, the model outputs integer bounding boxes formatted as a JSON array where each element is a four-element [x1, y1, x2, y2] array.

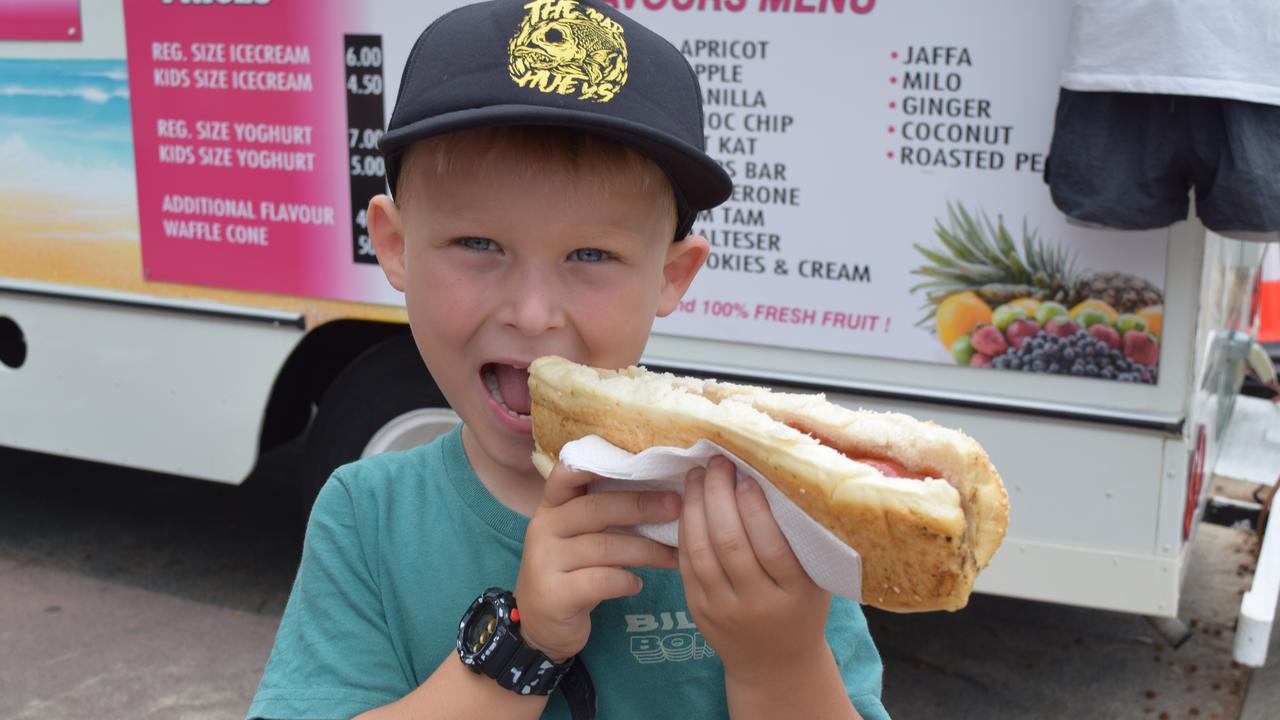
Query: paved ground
[[870, 521, 1258, 720], [0, 441, 1276, 720], [0, 443, 302, 719]]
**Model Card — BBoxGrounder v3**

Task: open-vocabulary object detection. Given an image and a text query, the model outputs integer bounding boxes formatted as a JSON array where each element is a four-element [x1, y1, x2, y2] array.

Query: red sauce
[[853, 457, 923, 479], [785, 421, 931, 480]]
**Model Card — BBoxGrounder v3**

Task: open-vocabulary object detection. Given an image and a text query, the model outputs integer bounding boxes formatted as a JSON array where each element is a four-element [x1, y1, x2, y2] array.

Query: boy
[[248, 1, 890, 718]]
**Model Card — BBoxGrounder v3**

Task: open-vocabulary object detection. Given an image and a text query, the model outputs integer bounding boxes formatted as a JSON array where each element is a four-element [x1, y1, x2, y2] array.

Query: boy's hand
[[678, 456, 832, 684], [515, 462, 682, 663]]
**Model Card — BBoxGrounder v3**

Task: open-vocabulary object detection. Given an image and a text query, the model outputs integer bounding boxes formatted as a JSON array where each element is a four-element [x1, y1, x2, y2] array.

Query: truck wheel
[[300, 334, 458, 519]]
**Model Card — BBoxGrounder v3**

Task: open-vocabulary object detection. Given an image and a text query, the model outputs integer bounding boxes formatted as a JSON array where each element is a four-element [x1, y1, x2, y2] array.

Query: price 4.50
[[347, 72, 383, 96]]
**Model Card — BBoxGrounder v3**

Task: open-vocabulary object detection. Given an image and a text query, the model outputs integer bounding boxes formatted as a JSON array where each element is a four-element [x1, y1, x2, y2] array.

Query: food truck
[[1, 0, 1275, 664]]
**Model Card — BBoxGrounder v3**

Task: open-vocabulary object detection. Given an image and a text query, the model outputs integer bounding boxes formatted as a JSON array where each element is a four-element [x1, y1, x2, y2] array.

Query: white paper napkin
[[557, 436, 862, 601]]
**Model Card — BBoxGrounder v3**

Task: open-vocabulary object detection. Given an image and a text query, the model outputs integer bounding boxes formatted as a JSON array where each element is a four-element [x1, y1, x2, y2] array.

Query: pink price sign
[[122, 0, 386, 302], [0, 0, 81, 41]]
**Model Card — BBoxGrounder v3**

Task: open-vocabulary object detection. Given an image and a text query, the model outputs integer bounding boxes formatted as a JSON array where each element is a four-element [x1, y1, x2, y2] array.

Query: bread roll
[[529, 355, 1008, 612]]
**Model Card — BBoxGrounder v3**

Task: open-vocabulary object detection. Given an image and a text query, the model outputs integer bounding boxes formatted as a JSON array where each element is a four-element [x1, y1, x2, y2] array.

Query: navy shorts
[[1045, 89, 1280, 238]]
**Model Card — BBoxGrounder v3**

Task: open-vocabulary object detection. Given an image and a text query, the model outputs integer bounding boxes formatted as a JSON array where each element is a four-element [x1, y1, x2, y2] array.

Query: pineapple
[[911, 202, 1163, 325], [1073, 271, 1163, 314]]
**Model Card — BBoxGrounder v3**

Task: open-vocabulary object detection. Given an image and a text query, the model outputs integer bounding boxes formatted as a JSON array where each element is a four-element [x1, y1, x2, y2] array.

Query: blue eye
[[569, 248, 610, 263], [460, 237, 498, 252]]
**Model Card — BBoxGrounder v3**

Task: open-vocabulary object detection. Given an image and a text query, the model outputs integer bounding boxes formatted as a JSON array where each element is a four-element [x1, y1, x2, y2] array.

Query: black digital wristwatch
[[457, 587, 596, 718]]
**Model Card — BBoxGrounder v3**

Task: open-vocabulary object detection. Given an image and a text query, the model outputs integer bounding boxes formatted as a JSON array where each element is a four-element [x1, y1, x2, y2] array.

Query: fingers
[[564, 567, 647, 604], [540, 462, 600, 508], [562, 532, 679, 572], [702, 457, 770, 591], [679, 468, 732, 594], [551, 489, 681, 537], [735, 475, 806, 588]]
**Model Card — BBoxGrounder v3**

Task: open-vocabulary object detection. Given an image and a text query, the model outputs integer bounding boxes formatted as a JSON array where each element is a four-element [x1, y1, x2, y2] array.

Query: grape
[[987, 329, 1157, 383]]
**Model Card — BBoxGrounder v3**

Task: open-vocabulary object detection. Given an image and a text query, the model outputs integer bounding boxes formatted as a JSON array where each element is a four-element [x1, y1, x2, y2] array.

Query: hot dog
[[528, 355, 1009, 613]]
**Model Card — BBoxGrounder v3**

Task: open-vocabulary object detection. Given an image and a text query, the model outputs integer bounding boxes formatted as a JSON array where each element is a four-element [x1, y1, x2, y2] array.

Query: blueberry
[[1063, 348, 1077, 361], [1101, 367, 1115, 379], [1071, 361, 1085, 375], [1009, 358, 1023, 370], [1085, 365, 1099, 377], [993, 356, 1007, 369], [1032, 360, 1046, 372], [1048, 362, 1062, 373]]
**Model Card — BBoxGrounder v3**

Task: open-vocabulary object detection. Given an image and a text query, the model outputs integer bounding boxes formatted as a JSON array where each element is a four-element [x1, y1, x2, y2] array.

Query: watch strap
[[559, 656, 597, 720], [497, 641, 573, 696]]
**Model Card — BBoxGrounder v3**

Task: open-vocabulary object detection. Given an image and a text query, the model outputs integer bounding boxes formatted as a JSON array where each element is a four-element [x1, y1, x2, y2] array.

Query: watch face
[[465, 603, 499, 655]]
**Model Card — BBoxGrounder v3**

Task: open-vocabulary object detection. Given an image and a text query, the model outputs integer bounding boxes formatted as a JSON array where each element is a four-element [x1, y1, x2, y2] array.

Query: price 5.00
[[350, 154, 386, 177]]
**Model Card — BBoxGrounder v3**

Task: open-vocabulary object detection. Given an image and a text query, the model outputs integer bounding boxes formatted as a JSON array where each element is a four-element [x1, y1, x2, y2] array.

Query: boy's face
[[369, 141, 708, 480]]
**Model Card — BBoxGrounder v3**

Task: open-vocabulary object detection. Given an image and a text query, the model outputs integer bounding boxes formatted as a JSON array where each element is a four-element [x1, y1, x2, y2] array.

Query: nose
[[498, 265, 567, 337]]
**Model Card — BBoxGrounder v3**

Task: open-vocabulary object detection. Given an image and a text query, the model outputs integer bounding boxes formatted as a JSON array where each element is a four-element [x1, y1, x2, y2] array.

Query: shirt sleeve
[[827, 597, 893, 720], [247, 471, 412, 720]]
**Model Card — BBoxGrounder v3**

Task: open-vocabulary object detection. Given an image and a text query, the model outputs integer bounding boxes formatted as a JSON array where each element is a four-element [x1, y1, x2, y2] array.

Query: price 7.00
[[350, 154, 386, 177], [349, 127, 383, 150]]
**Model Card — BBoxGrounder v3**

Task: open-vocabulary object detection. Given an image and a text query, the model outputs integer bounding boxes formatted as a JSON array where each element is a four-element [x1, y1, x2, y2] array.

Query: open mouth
[[481, 363, 532, 421]]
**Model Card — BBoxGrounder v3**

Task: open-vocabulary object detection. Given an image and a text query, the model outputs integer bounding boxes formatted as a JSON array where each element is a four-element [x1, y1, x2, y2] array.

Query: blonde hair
[[394, 126, 677, 231]]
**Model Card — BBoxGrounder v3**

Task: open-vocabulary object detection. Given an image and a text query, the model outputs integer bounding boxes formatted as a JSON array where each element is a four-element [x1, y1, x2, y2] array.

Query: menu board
[[121, 0, 1170, 384]]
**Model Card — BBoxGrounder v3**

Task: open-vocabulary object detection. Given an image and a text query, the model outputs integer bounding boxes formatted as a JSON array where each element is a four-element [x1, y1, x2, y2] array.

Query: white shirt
[[1061, 0, 1280, 106]]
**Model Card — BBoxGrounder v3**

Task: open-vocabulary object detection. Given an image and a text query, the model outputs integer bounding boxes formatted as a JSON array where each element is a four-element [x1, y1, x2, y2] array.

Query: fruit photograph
[[913, 202, 1164, 384]]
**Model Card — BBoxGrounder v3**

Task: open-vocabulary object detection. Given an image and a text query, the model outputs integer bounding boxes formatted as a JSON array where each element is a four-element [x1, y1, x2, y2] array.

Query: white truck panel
[[0, 280, 302, 483], [1236, 509, 1280, 667]]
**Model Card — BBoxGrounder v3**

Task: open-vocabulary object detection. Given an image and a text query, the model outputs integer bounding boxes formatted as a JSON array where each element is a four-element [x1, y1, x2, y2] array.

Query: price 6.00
[[345, 45, 383, 68]]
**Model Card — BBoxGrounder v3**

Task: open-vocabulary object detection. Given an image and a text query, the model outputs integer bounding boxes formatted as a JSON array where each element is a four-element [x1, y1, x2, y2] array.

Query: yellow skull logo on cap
[[509, 0, 628, 102]]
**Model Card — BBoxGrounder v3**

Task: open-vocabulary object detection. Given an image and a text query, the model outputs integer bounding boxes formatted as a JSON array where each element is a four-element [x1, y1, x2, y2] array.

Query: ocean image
[[0, 58, 136, 239], [0, 57, 145, 289]]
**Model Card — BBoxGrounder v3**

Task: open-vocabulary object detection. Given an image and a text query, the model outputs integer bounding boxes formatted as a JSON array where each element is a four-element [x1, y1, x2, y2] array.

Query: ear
[[656, 234, 710, 317], [368, 194, 406, 292]]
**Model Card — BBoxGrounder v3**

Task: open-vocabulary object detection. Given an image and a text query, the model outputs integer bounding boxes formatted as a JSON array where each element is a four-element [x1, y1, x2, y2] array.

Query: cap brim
[[379, 104, 732, 211]]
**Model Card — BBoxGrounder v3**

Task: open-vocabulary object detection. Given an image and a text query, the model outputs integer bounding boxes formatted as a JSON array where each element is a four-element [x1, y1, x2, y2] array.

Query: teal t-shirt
[[248, 425, 890, 720]]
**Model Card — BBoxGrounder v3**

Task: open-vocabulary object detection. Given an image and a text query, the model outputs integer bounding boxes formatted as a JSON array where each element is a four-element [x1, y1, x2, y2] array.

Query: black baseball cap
[[378, 0, 732, 239]]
